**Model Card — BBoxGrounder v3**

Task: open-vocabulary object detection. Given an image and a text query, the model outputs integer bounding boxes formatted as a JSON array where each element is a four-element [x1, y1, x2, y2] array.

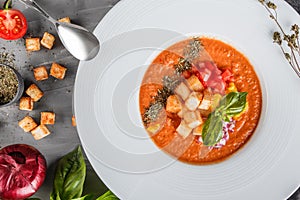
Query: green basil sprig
[[96, 191, 119, 200], [50, 146, 86, 200], [202, 92, 248, 146]]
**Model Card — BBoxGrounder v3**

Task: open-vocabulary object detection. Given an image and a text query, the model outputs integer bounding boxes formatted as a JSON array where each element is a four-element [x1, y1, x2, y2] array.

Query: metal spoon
[[19, 0, 100, 61]]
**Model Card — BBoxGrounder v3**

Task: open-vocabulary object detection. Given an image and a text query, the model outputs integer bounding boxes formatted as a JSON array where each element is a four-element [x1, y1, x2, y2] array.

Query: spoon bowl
[[19, 0, 100, 61]]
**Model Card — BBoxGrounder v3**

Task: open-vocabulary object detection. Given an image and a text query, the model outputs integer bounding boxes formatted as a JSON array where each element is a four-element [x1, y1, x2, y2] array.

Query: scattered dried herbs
[[183, 38, 203, 62], [0, 65, 18, 105], [0, 51, 16, 68], [143, 38, 203, 125], [143, 75, 180, 125], [174, 58, 192, 74], [259, 0, 300, 78]]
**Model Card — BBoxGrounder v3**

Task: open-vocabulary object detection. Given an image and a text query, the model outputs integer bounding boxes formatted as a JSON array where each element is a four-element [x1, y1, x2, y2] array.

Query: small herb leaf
[[202, 92, 248, 147], [72, 194, 94, 200], [224, 92, 248, 116], [96, 190, 119, 200], [202, 113, 223, 146], [218, 92, 247, 115]]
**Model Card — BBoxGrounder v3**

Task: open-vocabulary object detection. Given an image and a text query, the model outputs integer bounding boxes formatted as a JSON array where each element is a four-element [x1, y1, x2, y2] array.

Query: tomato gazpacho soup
[[139, 37, 262, 164]]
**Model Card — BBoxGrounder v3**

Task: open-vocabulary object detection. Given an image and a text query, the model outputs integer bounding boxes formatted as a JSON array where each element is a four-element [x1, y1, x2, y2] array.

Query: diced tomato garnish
[[182, 70, 191, 79], [222, 69, 234, 82], [191, 65, 198, 73], [195, 71, 207, 88]]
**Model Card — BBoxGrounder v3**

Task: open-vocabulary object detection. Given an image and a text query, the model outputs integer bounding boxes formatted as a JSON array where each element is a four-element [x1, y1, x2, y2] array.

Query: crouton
[[25, 84, 44, 102], [58, 17, 71, 23], [18, 116, 38, 132], [25, 38, 40, 51], [31, 125, 51, 140], [193, 125, 203, 136], [40, 32, 55, 49], [72, 115, 76, 126], [183, 110, 203, 129], [211, 93, 223, 110], [177, 106, 187, 118], [146, 124, 161, 134], [198, 89, 213, 116], [176, 121, 192, 138], [33, 66, 48, 81], [166, 95, 182, 113], [174, 82, 190, 101], [41, 112, 55, 125], [185, 92, 203, 111], [187, 75, 204, 92], [50, 63, 67, 80], [19, 97, 34, 111]]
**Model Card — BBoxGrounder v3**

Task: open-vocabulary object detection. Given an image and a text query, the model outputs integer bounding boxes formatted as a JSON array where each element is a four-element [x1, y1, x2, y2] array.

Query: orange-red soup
[[139, 38, 262, 164]]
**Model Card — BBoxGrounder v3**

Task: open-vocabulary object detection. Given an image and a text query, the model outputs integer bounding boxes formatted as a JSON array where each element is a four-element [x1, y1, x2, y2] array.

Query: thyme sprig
[[174, 38, 202, 74], [143, 75, 180, 125], [259, 0, 300, 78]]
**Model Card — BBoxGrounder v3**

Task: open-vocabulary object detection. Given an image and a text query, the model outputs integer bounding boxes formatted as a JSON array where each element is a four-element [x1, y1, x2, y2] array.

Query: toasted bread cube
[[199, 90, 213, 110], [50, 63, 67, 80], [146, 124, 161, 134], [193, 125, 203, 136], [18, 116, 38, 132], [19, 97, 34, 111], [26, 84, 44, 102], [31, 125, 51, 140], [58, 17, 71, 23], [176, 121, 192, 138], [177, 106, 188, 118], [33, 66, 48, 81], [187, 75, 204, 92], [41, 112, 55, 125], [183, 110, 203, 129], [185, 92, 203, 111], [25, 38, 40, 51], [174, 82, 190, 101], [40, 32, 55, 49], [72, 115, 77, 127], [166, 95, 182, 113]]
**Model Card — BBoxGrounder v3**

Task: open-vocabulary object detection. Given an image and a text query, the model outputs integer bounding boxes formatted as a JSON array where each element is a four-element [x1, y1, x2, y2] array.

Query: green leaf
[[202, 92, 248, 147], [218, 92, 247, 115], [224, 92, 247, 116], [202, 113, 223, 146], [72, 194, 94, 200], [96, 190, 119, 200], [50, 146, 86, 200]]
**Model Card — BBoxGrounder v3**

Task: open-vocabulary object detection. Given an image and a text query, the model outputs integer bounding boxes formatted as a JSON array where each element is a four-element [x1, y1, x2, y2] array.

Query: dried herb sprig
[[174, 58, 192, 74], [143, 38, 203, 125], [0, 65, 18, 105], [183, 38, 203, 62], [259, 0, 300, 77], [143, 75, 180, 125]]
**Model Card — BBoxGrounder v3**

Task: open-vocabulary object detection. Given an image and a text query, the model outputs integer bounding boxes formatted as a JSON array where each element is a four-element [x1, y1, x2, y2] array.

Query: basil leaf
[[218, 92, 247, 116], [202, 113, 223, 146], [72, 194, 94, 200], [225, 92, 247, 116], [96, 191, 119, 200], [50, 146, 86, 200]]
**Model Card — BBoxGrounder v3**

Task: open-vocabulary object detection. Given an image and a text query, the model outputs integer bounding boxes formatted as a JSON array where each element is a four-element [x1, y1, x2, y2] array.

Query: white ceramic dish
[[74, 0, 300, 199]]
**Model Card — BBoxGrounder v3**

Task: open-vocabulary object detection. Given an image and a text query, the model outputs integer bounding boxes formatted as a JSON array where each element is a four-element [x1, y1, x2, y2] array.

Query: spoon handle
[[19, 0, 57, 23]]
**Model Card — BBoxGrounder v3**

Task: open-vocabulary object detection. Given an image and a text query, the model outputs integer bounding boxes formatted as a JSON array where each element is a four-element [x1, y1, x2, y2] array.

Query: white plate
[[74, 0, 300, 199]]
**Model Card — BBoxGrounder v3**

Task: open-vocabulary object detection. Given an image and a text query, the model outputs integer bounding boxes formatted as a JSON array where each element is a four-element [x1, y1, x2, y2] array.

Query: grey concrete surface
[[0, 0, 299, 199]]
